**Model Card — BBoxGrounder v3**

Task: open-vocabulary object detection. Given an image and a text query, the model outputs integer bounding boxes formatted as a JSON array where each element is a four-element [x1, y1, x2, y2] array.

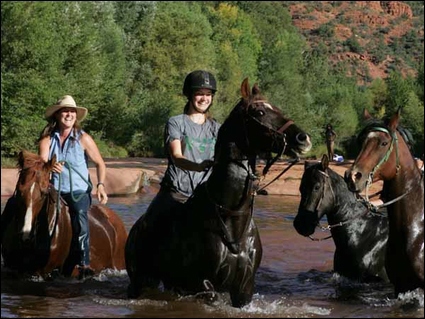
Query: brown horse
[[1, 150, 127, 279], [345, 109, 424, 296], [125, 78, 312, 307]]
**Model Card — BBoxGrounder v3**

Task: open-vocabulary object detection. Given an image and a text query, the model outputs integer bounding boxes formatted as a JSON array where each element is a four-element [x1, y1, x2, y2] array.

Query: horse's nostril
[[354, 172, 362, 181], [296, 133, 307, 142]]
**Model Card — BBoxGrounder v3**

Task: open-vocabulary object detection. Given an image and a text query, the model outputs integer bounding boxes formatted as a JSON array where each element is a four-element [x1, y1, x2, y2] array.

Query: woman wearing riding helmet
[[160, 70, 220, 199], [139, 70, 220, 231]]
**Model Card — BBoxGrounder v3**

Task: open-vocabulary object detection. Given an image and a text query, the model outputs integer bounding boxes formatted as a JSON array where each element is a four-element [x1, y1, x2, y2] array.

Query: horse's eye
[[381, 142, 388, 146], [313, 184, 321, 192], [256, 110, 265, 117]]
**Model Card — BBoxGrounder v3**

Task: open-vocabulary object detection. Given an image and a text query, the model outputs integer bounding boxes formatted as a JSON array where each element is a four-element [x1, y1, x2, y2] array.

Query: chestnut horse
[[294, 154, 388, 282], [345, 109, 424, 295], [125, 78, 312, 307], [1, 150, 127, 279]]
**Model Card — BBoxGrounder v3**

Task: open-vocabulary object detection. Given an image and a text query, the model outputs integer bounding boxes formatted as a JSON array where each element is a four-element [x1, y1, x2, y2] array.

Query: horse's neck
[[383, 159, 424, 222], [384, 146, 423, 200], [327, 172, 365, 223], [207, 145, 255, 209]]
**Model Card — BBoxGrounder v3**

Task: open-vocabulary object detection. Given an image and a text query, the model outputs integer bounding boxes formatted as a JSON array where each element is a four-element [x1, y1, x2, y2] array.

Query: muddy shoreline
[[1, 158, 383, 198]]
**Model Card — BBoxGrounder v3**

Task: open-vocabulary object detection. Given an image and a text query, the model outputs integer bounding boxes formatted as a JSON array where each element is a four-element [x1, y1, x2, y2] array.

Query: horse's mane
[[17, 151, 45, 172]]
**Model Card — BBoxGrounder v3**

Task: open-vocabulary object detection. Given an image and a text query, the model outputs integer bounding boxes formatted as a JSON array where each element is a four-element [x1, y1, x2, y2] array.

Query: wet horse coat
[[1, 150, 127, 278], [345, 109, 424, 295], [294, 154, 388, 282], [125, 78, 312, 307]]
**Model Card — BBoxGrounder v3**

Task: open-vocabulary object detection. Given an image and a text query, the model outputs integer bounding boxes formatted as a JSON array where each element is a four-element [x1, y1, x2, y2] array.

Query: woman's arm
[[169, 139, 213, 172], [39, 136, 63, 174], [81, 133, 108, 204]]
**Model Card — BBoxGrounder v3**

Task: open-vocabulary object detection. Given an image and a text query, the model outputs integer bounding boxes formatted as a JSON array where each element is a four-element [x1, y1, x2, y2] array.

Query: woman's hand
[[51, 161, 64, 174], [199, 159, 214, 171], [96, 184, 108, 204]]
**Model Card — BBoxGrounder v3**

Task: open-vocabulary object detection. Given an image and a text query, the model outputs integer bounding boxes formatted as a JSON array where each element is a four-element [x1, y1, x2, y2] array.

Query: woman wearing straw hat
[[38, 95, 108, 279]]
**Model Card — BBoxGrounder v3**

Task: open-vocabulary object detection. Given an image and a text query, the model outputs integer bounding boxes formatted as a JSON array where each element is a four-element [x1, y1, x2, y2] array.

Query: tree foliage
[[1, 1, 423, 159]]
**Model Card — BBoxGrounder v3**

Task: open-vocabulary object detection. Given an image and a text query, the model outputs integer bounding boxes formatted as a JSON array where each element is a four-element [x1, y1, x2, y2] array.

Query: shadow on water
[[1, 195, 424, 318]]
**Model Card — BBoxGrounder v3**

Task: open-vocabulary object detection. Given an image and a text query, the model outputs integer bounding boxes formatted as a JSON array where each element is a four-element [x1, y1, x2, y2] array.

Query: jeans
[[61, 192, 92, 266]]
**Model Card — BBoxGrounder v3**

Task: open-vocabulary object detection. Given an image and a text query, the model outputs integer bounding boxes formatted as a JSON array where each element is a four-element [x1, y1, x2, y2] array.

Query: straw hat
[[45, 95, 88, 121]]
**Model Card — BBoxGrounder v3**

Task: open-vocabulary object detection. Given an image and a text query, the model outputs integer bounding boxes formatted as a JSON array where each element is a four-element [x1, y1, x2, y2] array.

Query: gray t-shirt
[[161, 114, 221, 197]]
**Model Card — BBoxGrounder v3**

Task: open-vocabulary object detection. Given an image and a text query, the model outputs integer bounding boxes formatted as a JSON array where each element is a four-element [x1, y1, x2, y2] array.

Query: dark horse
[[345, 109, 424, 295], [125, 78, 312, 307], [293, 154, 388, 282], [1, 150, 128, 279]]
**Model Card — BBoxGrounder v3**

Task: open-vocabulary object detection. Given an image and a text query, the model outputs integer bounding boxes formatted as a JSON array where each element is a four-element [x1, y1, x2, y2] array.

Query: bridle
[[307, 169, 337, 241], [359, 126, 409, 208], [204, 97, 297, 253], [15, 166, 61, 241], [244, 99, 297, 176]]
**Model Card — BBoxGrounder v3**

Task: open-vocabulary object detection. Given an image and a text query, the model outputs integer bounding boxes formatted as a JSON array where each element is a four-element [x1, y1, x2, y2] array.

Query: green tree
[[122, 1, 217, 155], [402, 92, 424, 156], [1, 2, 128, 156], [204, 2, 262, 119], [1, 2, 70, 155]]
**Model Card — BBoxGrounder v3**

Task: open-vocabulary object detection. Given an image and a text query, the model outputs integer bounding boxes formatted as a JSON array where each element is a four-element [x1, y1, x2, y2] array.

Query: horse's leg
[[229, 229, 262, 308], [229, 271, 255, 308], [1, 195, 17, 244], [125, 214, 161, 298], [126, 191, 184, 298]]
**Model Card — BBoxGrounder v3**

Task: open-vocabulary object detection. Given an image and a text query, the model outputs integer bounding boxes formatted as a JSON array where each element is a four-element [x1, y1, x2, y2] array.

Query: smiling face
[[190, 88, 213, 114], [55, 107, 77, 129]]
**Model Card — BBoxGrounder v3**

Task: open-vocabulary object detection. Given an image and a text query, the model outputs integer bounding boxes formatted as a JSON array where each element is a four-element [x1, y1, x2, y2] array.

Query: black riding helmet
[[183, 70, 217, 98]]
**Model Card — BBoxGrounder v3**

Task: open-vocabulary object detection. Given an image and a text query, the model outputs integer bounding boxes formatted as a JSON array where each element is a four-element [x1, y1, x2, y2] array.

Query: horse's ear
[[51, 154, 57, 166], [321, 154, 329, 170], [388, 108, 401, 131], [18, 151, 25, 169], [252, 83, 261, 96], [362, 108, 372, 120], [241, 78, 250, 99], [46, 154, 57, 172]]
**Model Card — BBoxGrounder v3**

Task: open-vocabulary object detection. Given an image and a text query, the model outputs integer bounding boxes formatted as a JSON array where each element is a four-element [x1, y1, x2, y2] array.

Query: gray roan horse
[[294, 154, 388, 282], [125, 78, 312, 307], [345, 109, 424, 296]]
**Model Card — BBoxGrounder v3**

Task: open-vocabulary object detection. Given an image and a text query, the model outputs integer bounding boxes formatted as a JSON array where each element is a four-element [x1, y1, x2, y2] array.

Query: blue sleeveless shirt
[[49, 129, 91, 194]]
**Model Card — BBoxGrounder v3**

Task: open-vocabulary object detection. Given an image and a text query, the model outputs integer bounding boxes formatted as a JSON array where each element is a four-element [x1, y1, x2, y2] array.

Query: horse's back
[[88, 204, 127, 271]]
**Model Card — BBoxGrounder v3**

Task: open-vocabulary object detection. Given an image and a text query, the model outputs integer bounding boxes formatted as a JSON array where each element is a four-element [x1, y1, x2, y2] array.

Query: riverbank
[[1, 157, 383, 198]]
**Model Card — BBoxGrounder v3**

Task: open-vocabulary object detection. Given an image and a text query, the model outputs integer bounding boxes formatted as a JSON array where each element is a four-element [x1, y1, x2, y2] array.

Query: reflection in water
[[1, 194, 423, 318]]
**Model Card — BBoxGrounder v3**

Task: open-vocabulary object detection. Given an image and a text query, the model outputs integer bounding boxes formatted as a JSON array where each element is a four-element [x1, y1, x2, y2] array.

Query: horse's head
[[344, 108, 413, 193], [293, 155, 332, 236], [218, 78, 312, 160], [15, 150, 56, 240]]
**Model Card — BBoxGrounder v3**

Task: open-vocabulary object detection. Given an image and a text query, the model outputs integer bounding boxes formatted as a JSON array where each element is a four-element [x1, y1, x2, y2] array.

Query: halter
[[246, 100, 294, 138], [361, 126, 409, 207], [308, 169, 336, 241], [245, 99, 294, 176], [308, 169, 380, 241], [14, 165, 64, 241], [364, 127, 399, 198]]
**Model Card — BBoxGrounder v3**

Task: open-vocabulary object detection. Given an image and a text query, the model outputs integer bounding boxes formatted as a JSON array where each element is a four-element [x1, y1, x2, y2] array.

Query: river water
[[1, 193, 423, 318]]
